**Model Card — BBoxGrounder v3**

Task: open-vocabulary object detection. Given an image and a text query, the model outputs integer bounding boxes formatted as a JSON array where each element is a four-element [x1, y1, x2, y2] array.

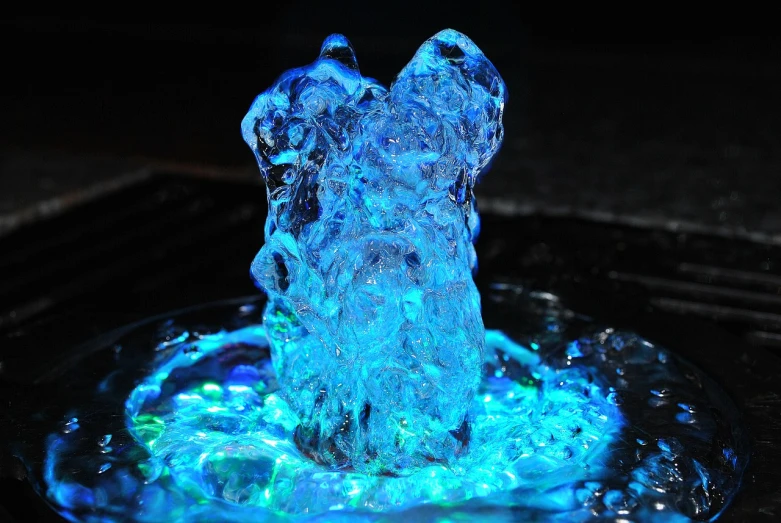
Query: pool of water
[[25, 284, 748, 522]]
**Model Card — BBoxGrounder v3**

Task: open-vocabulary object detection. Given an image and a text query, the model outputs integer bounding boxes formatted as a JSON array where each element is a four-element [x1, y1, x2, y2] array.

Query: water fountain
[[0, 30, 757, 522]]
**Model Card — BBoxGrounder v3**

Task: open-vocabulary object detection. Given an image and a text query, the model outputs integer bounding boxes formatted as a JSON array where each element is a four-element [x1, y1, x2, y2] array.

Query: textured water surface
[[39, 288, 747, 522], [241, 30, 505, 473]]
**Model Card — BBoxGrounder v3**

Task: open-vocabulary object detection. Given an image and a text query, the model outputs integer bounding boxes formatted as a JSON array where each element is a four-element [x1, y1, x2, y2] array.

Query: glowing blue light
[[39, 307, 749, 521], [241, 29, 506, 474], [44, 323, 623, 520]]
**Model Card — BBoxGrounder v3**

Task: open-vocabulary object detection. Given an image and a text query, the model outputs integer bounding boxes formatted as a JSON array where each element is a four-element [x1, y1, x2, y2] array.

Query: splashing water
[[240, 29, 505, 474], [39, 289, 746, 521], [30, 31, 748, 522]]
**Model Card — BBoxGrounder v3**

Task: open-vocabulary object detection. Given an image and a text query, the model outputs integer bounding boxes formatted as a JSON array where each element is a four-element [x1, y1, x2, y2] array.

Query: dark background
[[1, 9, 780, 238], [2, 11, 780, 163]]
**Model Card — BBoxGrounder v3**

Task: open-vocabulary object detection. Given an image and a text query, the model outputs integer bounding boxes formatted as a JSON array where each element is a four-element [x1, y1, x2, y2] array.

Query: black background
[[2, 9, 779, 168]]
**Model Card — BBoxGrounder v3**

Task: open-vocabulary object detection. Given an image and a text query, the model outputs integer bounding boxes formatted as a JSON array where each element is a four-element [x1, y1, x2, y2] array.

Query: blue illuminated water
[[37, 287, 747, 522], [241, 29, 504, 474]]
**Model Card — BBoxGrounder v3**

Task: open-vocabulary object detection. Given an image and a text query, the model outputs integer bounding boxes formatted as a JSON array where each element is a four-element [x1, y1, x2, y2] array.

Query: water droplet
[[607, 391, 623, 406], [603, 490, 638, 514], [584, 481, 606, 497], [575, 488, 597, 506], [657, 438, 684, 456], [62, 418, 80, 433], [676, 412, 696, 424]]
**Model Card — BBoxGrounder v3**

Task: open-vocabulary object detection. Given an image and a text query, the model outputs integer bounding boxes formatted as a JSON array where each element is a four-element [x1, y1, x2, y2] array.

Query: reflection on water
[[36, 286, 747, 522]]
